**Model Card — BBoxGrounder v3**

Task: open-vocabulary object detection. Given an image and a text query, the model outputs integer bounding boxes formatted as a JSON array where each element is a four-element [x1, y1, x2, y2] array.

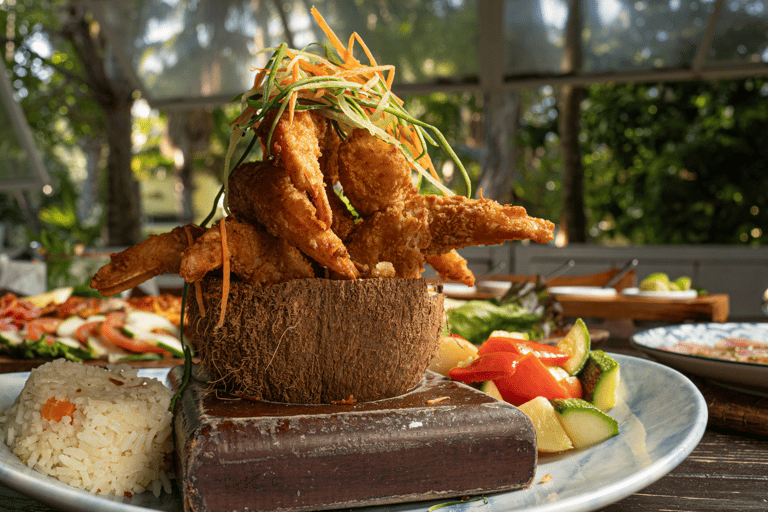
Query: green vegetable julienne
[[221, 10, 472, 211]]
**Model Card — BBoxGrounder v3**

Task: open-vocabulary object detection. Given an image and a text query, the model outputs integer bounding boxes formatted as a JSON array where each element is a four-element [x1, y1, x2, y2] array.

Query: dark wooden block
[[170, 366, 537, 512]]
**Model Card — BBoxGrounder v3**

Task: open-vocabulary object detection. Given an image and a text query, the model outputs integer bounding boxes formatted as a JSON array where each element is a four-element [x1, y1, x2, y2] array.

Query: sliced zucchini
[[56, 316, 87, 338], [578, 350, 621, 411], [143, 332, 184, 358], [125, 310, 179, 336], [518, 396, 574, 453], [480, 380, 504, 401], [550, 398, 619, 449], [556, 318, 591, 375], [0, 330, 24, 347]]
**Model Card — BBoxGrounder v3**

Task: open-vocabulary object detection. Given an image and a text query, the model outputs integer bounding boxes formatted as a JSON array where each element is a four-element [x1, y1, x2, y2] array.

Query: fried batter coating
[[318, 116, 343, 185], [228, 161, 359, 280], [346, 195, 554, 279], [179, 216, 314, 286], [337, 129, 416, 216], [345, 203, 429, 279], [258, 110, 333, 228], [90, 224, 205, 297], [410, 194, 556, 252], [426, 251, 475, 287]]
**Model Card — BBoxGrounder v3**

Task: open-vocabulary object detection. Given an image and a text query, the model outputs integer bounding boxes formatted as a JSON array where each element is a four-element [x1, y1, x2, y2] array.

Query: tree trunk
[[63, 0, 141, 246], [559, 84, 586, 243], [104, 102, 141, 245], [559, 0, 587, 243]]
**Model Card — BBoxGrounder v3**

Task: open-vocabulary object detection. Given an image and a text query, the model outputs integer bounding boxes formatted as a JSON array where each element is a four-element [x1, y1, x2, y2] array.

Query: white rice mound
[[0, 358, 175, 497]]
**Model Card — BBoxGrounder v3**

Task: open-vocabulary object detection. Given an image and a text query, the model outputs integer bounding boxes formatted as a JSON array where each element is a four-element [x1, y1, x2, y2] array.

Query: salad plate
[[0, 355, 706, 512], [621, 287, 698, 299], [631, 322, 768, 390]]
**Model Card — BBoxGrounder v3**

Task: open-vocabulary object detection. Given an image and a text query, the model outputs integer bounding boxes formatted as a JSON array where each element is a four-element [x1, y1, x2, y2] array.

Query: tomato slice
[[449, 352, 520, 383], [100, 312, 167, 354], [74, 320, 102, 345], [493, 352, 573, 406], [560, 375, 583, 399], [26, 318, 62, 341]]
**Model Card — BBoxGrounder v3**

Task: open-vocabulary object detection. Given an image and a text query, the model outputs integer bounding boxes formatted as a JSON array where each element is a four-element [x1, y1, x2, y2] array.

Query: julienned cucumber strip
[[556, 318, 591, 375], [578, 350, 621, 411], [550, 398, 619, 449]]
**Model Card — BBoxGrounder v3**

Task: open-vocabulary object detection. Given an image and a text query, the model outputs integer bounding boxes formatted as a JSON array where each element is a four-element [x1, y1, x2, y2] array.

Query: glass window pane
[[709, 0, 768, 64]]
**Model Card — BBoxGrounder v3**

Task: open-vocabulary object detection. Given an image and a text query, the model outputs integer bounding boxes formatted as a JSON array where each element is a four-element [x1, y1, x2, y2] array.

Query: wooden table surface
[[0, 320, 766, 511]]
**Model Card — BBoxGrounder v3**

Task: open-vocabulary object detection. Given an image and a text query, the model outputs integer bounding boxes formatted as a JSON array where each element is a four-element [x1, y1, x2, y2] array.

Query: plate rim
[[0, 356, 707, 512]]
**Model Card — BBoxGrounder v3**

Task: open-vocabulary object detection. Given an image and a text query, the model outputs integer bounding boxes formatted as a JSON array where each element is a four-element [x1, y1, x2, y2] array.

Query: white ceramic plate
[[0, 355, 707, 512], [435, 282, 478, 298], [476, 280, 513, 295], [631, 322, 768, 391], [621, 287, 698, 299], [547, 286, 618, 298]]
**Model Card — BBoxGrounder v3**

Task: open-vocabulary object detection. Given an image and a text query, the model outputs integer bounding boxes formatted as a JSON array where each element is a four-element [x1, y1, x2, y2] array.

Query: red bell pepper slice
[[492, 352, 573, 406], [449, 352, 520, 383], [477, 336, 525, 356], [480, 336, 571, 366]]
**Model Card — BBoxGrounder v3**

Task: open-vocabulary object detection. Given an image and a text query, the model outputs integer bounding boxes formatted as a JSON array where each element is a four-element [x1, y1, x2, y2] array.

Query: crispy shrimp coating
[[179, 216, 314, 286], [426, 251, 475, 287], [346, 195, 554, 279], [228, 161, 359, 280], [90, 224, 205, 297], [318, 116, 343, 185], [411, 194, 556, 252], [258, 110, 333, 228], [345, 203, 429, 279], [337, 129, 417, 216]]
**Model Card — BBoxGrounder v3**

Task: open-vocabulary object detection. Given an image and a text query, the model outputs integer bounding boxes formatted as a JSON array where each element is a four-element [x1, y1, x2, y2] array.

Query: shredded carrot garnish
[[217, 217, 230, 328], [41, 397, 76, 423], [222, 6, 471, 200], [183, 226, 206, 317]]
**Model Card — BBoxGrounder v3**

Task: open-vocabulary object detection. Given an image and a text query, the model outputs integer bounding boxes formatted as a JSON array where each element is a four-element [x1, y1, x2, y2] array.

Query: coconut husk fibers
[[187, 276, 444, 404]]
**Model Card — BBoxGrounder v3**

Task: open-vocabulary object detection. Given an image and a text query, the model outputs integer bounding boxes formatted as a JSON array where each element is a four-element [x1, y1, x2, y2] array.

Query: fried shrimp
[[410, 194, 556, 252], [345, 203, 430, 279], [179, 216, 314, 286], [258, 110, 333, 228], [90, 224, 206, 297], [426, 251, 476, 287], [228, 161, 360, 280], [346, 195, 554, 279], [337, 129, 417, 216]]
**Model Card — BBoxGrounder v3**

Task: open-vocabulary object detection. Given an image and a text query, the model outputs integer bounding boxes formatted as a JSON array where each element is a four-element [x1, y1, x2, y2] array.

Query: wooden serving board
[[170, 366, 537, 512]]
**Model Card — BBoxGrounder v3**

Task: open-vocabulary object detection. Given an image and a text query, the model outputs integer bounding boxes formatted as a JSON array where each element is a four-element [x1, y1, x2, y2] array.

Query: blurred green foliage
[[517, 78, 768, 245]]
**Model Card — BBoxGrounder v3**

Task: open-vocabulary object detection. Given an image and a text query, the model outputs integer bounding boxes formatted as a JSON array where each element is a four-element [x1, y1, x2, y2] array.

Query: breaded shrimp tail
[[90, 224, 205, 297]]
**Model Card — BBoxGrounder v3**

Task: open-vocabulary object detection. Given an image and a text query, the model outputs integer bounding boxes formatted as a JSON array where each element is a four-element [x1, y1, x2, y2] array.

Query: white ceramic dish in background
[[631, 322, 768, 391], [434, 282, 478, 298], [476, 280, 513, 295], [547, 286, 618, 298], [621, 287, 698, 299], [0, 355, 707, 512]]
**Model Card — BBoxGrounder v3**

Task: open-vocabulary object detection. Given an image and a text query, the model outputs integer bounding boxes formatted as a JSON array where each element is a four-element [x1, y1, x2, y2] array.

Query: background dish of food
[[631, 322, 768, 391]]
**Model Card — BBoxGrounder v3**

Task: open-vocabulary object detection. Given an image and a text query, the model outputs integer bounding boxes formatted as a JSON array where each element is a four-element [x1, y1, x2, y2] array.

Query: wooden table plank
[[555, 293, 730, 323]]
